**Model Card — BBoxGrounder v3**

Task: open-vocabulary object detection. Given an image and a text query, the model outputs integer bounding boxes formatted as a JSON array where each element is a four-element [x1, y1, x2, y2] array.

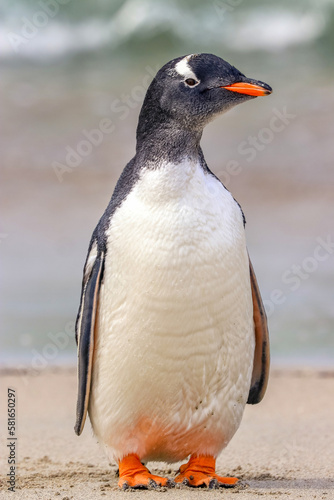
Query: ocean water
[[1, 0, 334, 369], [0, 0, 333, 61]]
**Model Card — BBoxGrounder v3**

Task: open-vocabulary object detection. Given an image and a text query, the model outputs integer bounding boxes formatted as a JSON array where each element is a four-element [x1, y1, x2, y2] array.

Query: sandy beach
[[0, 368, 333, 499]]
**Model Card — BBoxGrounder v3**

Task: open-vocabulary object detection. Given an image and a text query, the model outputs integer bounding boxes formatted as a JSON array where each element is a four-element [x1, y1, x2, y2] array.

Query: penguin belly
[[88, 160, 254, 463]]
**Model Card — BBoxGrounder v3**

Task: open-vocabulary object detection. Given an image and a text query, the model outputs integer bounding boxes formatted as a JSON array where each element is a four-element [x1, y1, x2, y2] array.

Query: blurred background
[[1, 0, 333, 370]]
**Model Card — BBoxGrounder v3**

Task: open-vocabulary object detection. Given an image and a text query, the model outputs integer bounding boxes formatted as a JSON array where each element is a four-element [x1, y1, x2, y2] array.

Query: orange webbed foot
[[175, 455, 238, 488], [118, 454, 172, 489]]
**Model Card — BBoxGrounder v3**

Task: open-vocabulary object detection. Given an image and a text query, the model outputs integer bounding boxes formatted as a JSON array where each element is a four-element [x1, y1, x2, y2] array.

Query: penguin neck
[[135, 119, 203, 167]]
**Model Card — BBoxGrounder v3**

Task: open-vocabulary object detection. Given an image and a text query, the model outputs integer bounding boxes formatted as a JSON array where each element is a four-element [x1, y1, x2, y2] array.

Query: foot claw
[[148, 479, 158, 489], [209, 478, 218, 489], [166, 479, 175, 488]]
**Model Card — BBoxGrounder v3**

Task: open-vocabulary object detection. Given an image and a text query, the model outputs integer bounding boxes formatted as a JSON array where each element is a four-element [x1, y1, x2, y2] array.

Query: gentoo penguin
[[74, 53, 271, 489]]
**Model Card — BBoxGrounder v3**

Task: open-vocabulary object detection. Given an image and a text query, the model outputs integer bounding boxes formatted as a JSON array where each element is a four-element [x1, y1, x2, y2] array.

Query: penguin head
[[139, 53, 272, 133]]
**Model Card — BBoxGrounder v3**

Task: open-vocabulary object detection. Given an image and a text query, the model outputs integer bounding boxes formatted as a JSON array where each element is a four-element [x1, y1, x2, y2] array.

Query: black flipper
[[247, 257, 270, 404], [74, 250, 104, 435]]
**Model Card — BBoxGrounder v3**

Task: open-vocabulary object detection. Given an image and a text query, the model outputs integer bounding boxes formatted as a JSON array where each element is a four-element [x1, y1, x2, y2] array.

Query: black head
[[138, 53, 272, 137]]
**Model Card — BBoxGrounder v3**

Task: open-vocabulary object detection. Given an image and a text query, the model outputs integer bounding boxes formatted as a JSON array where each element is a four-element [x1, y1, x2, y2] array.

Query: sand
[[0, 367, 333, 499]]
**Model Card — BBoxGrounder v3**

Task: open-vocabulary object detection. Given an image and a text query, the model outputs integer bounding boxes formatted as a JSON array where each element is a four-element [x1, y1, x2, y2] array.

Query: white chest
[[106, 159, 246, 289], [89, 159, 254, 462]]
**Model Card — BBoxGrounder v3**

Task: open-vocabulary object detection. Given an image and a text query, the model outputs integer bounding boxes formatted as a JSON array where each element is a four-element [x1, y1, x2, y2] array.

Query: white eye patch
[[175, 54, 199, 83]]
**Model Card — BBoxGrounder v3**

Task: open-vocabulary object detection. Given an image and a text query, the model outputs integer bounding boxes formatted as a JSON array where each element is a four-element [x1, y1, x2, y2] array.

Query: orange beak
[[222, 82, 272, 96]]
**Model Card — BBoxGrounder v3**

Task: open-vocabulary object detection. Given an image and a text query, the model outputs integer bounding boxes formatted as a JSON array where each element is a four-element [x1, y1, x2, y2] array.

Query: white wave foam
[[0, 0, 330, 60], [226, 10, 327, 52]]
